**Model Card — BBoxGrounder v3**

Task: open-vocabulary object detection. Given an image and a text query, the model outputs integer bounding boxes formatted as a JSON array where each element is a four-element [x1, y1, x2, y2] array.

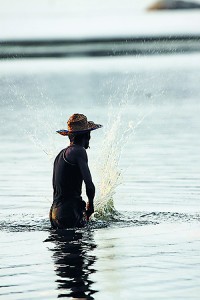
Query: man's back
[[53, 148, 83, 203]]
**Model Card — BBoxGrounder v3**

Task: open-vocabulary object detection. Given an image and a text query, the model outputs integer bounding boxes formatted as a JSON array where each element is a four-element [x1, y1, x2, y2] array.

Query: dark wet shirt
[[53, 148, 83, 204]]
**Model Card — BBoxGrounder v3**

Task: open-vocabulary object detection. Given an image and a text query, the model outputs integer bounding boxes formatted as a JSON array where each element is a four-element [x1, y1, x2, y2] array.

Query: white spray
[[93, 100, 152, 220]]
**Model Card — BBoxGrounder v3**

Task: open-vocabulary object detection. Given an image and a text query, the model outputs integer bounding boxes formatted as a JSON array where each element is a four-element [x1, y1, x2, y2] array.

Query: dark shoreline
[[0, 35, 200, 59]]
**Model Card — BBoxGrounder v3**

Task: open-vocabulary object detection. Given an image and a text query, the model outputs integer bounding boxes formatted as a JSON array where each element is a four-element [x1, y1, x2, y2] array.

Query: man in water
[[50, 113, 102, 229]]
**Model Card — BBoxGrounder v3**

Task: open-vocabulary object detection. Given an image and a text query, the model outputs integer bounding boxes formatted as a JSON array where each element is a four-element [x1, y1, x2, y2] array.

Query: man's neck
[[70, 142, 84, 148]]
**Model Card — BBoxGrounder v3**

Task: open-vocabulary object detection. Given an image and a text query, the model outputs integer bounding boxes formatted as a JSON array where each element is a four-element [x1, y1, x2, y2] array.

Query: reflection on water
[[45, 229, 97, 299]]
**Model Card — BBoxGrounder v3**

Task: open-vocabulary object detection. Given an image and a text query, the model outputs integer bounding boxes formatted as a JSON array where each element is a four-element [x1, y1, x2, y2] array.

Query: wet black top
[[53, 148, 83, 204]]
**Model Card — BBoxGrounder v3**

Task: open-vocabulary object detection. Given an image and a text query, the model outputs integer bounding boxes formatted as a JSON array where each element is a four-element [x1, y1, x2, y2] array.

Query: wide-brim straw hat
[[57, 113, 102, 136]]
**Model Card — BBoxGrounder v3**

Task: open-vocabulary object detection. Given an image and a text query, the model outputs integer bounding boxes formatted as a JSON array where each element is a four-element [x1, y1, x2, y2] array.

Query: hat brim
[[56, 122, 102, 136]]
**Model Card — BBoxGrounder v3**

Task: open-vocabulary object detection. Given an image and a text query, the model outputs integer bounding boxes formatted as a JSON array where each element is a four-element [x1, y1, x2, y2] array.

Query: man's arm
[[76, 148, 95, 217]]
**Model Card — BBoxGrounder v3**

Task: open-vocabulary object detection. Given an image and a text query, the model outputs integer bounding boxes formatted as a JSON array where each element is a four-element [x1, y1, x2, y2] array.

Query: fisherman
[[50, 113, 102, 229]]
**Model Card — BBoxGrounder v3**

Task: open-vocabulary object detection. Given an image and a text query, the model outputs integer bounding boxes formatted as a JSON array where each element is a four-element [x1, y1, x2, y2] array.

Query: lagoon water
[[0, 53, 200, 299]]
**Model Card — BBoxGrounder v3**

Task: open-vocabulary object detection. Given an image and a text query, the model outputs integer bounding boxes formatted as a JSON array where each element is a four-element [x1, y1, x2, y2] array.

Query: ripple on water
[[0, 211, 199, 232]]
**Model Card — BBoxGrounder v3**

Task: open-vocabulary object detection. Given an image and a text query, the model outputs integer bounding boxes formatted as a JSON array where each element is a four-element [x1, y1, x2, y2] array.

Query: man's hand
[[86, 202, 94, 220]]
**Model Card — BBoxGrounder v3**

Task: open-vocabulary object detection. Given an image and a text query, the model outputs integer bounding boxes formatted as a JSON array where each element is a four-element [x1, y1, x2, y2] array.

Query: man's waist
[[53, 194, 82, 203]]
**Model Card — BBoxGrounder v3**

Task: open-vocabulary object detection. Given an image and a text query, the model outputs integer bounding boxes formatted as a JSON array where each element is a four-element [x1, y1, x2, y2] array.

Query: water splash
[[6, 77, 152, 221], [5, 79, 64, 160], [94, 113, 122, 219], [93, 99, 153, 220], [94, 106, 133, 219]]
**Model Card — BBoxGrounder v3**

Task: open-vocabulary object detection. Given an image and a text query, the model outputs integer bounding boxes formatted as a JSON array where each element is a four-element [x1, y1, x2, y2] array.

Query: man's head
[[69, 132, 91, 149]]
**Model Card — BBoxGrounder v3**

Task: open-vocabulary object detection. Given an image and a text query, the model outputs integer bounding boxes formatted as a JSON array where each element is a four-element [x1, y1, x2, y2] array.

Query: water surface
[[0, 53, 200, 299]]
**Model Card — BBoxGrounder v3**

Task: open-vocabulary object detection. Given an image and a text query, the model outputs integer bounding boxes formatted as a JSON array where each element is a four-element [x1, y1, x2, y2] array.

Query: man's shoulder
[[71, 147, 89, 165], [67, 145, 87, 162], [54, 148, 65, 162], [73, 145, 87, 157]]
